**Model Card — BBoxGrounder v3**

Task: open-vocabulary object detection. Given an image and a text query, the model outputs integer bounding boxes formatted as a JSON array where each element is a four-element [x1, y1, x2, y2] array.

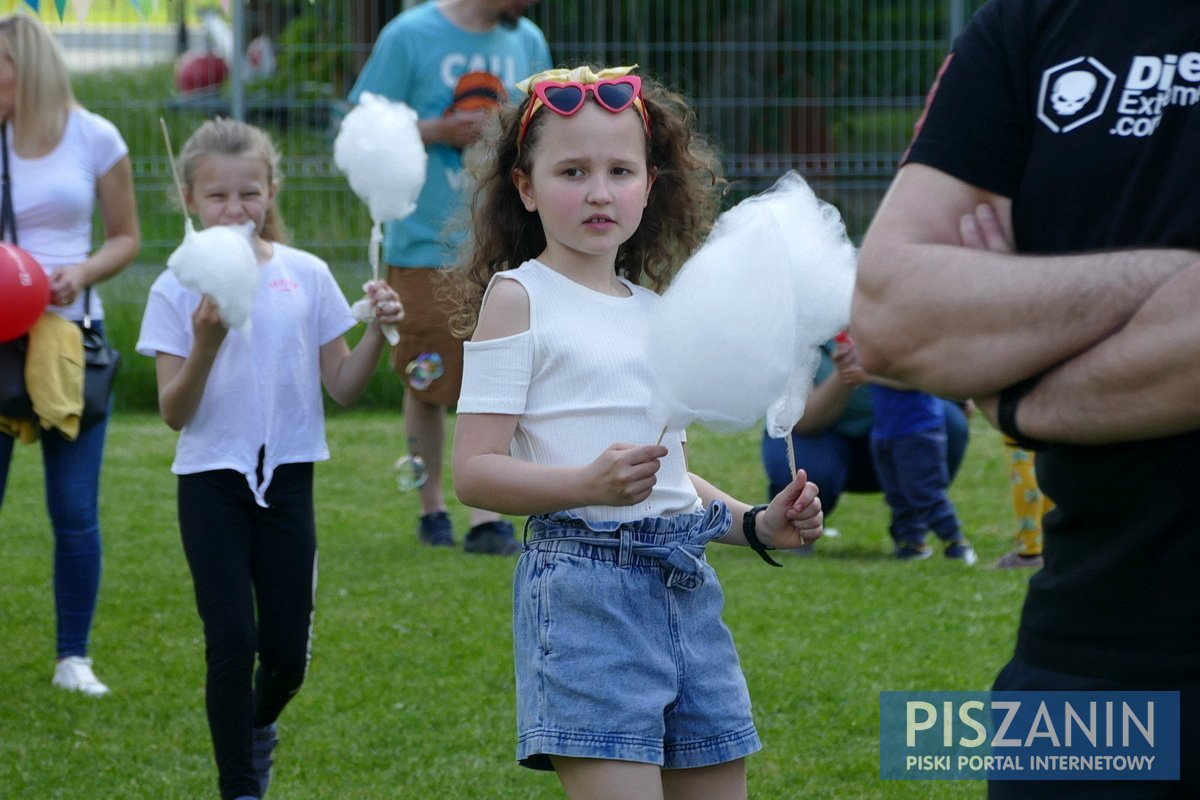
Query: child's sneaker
[[464, 520, 521, 555], [992, 550, 1043, 569], [944, 540, 979, 565], [418, 511, 455, 546], [252, 723, 278, 798], [893, 541, 932, 561], [52, 656, 109, 696]]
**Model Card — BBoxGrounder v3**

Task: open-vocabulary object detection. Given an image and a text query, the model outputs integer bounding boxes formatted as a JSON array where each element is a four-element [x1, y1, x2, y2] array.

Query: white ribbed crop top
[[458, 259, 702, 523]]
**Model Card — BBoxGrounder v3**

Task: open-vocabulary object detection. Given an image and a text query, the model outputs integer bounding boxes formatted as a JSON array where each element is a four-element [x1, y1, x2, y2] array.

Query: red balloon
[[0, 242, 49, 342], [175, 51, 229, 94]]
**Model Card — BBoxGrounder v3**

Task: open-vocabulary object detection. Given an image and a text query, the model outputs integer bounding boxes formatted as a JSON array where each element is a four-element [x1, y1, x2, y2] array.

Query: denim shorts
[[513, 501, 762, 770]]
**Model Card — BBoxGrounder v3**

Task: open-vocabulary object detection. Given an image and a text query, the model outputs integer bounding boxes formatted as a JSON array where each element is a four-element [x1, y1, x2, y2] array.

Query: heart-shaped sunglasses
[[517, 75, 651, 151]]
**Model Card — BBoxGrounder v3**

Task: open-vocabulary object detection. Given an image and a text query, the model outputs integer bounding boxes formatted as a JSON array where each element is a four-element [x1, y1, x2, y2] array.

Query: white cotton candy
[[167, 220, 259, 334], [646, 171, 857, 439], [333, 92, 426, 225]]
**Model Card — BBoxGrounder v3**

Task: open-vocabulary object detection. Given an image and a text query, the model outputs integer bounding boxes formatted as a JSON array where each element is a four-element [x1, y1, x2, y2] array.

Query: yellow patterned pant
[[1005, 438, 1052, 556]]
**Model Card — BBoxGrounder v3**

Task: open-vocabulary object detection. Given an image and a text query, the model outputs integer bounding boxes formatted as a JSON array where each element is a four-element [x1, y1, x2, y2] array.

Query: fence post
[[948, 0, 968, 45], [230, 0, 246, 121]]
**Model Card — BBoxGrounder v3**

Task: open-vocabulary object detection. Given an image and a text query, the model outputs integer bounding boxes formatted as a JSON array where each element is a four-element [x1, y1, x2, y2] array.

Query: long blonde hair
[[0, 13, 75, 146], [177, 117, 290, 243]]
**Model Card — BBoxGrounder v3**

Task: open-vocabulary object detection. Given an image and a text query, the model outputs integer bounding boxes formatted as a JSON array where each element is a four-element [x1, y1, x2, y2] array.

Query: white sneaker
[[52, 656, 110, 697]]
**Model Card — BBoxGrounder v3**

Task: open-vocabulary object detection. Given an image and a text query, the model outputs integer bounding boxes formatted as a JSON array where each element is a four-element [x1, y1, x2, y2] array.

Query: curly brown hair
[[444, 68, 725, 338]]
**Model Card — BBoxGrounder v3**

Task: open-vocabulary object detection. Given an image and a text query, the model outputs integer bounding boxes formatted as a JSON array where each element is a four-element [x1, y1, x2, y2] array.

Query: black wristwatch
[[997, 376, 1049, 452], [742, 505, 783, 567]]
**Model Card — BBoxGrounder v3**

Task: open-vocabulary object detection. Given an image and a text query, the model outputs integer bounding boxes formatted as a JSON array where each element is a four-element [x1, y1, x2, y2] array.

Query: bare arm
[[155, 297, 226, 430], [852, 163, 1197, 397], [1014, 263, 1200, 444], [957, 203, 1200, 444], [689, 470, 823, 551], [320, 280, 404, 406], [49, 156, 140, 302], [453, 412, 670, 515], [790, 370, 855, 434], [833, 337, 910, 391], [418, 110, 487, 149]]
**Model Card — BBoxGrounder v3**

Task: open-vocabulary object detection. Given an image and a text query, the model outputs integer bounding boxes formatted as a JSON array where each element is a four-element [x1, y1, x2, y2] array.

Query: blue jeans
[[514, 503, 761, 771], [0, 414, 108, 659], [871, 426, 963, 545], [761, 398, 968, 512]]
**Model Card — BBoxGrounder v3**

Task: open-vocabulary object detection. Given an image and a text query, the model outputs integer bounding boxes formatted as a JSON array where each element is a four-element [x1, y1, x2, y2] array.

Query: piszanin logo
[[1037, 56, 1115, 133], [880, 691, 1181, 781]]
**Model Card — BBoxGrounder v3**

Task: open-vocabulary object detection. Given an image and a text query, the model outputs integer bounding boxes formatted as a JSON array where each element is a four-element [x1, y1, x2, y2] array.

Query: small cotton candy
[[167, 220, 259, 333], [646, 171, 857, 438], [334, 92, 426, 224]]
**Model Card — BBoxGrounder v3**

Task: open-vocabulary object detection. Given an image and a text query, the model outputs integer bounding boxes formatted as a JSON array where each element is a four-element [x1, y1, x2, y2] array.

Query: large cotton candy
[[333, 91, 425, 345], [646, 171, 857, 439], [166, 220, 259, 334], [334, 91, 426, 228]]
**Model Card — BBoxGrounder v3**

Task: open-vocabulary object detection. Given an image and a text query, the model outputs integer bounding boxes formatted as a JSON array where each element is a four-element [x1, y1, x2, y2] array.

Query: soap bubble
[[394, 454, 429, 491], [405, 352, 444, 391]]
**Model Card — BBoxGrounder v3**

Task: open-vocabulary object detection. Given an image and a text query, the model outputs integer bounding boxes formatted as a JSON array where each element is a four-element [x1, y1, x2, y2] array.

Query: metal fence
[[50, 0, 989, 361]]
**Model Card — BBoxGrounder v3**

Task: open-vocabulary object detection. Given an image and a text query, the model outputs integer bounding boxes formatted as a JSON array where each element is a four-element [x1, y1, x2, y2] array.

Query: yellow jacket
[[0, 313, 83, 442]]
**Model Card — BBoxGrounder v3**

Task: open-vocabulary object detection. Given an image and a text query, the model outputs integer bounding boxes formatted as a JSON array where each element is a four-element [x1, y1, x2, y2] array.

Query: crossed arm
[[851, 163, 1200, 444]]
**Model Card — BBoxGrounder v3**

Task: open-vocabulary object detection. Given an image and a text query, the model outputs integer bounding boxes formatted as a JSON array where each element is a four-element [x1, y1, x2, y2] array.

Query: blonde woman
[[0, 13, 139, 696]]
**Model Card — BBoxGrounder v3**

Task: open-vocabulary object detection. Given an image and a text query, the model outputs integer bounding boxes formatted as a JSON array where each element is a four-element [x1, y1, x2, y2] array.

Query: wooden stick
[[158, 117, 189, 218], [786, 431, 797, 479]]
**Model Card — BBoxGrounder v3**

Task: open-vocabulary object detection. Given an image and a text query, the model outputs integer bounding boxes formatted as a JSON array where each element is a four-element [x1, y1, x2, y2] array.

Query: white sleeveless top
[[458, 259, 701, 523]]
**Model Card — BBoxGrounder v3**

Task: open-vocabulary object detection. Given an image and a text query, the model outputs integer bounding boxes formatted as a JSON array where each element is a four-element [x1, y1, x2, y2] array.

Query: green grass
[[0, 412, 1026, 797]]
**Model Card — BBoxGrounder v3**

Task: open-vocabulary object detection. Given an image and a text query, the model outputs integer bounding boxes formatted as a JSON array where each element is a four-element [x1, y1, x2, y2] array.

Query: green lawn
[[0, 412, 1026, 797]]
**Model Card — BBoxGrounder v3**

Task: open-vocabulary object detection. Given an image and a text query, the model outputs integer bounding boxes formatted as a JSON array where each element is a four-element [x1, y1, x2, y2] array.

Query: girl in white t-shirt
[[135, 118, 402, 800], [0, 13, 140, 700], [448, 65, 823, 799]]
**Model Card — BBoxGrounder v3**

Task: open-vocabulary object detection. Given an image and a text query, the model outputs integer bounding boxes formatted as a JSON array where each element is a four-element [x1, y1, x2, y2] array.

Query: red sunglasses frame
[[517, 76, 650, 151]]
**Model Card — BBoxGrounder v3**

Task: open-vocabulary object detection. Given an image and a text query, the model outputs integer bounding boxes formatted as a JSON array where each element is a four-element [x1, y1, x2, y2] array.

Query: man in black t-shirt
[[853, 1, 1199, 795]]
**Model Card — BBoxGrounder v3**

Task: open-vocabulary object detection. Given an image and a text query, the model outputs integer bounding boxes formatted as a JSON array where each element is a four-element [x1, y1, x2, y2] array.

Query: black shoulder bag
[[0, 122, 35, 420], [79, 286, 120, 426], [0, 122, 120, 426]]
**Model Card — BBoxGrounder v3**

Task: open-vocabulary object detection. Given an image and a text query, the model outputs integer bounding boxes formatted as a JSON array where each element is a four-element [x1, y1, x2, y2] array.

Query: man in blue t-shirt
[[349, 0, 551, 555]]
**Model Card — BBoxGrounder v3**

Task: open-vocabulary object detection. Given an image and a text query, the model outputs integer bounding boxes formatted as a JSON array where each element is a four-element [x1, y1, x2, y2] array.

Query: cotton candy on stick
[[646, 171, 857, 473], [759, 172, 857, 438], [334, 92, 427, 345], [167, 220, 259, 334]]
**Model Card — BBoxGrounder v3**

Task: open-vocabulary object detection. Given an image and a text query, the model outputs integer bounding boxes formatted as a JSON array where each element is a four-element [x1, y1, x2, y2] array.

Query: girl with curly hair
[[450, 65, 823, 798]]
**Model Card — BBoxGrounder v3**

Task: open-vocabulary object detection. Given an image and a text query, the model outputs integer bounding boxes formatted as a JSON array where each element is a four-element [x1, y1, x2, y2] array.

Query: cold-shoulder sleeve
[[457, 330, 533, 414]]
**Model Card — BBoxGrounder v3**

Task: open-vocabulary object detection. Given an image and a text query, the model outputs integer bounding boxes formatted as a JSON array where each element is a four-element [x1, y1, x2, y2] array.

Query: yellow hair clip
[[516, 65, 649, 151]]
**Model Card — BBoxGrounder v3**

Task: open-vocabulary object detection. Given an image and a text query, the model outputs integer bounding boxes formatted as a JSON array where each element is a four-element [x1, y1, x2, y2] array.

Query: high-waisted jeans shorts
[[514, 501, 762, 771]]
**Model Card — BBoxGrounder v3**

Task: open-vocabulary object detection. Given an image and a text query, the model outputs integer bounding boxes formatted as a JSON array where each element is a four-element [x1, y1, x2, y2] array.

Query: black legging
[[179, 462, 317, 800]]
